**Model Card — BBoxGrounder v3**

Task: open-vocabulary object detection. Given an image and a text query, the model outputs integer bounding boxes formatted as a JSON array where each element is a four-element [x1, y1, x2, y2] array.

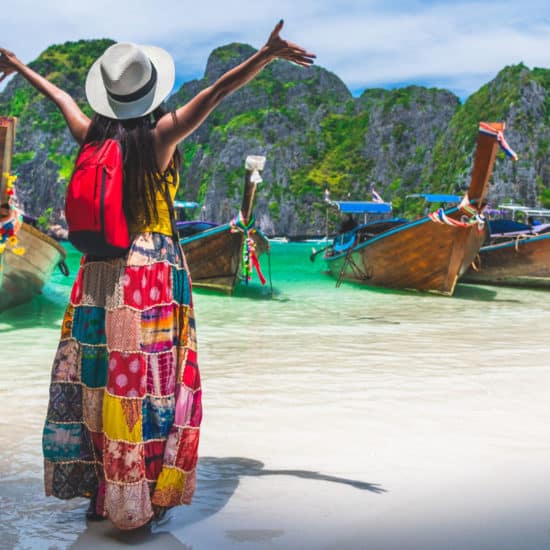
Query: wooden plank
[[0, 116, 17, 199]]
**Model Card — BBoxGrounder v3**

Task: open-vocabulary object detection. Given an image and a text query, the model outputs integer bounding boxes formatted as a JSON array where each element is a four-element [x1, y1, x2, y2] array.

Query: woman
[[0, 21, 314, 530]]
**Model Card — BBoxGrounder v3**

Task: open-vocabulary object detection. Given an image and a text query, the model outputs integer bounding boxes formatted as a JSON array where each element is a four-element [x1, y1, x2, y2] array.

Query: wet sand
[[2, 246, 550, 549]]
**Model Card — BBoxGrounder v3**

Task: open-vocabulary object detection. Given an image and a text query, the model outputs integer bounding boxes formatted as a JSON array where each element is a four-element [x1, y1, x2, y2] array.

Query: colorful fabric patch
[[51, 339, 80, 382], [90, 431, 105, 458], [152, 466, 187, 507], [181, 351, 200, 389], [175, 428, 199, 471], [69, 267, 83, 305], [104, 440, 145, 483], [187, 310, 197, 351], [127, 233, 179, 266], [43, 421, 82, 461], [144, 440, 165, 481], [81, 259, 125, 308], [46, 461, 99, 499], [81, 344, 108, 388], [107, 352, 146, 398], [79, 424, 95, 461], [141, 304, 175, 353], [44, 461, 54, 495], [46, 382, 83, 422], [61, 305, 75, 339], [72, 306, 106, 345], [142, 395, 175, 440], [105, 307, 141, 352], [172, 266, 191, 306], [181, 470, 196, 505], [104, 479, 153, 530], [173, 305, 189, 347], [102, 393, 142, 443], [146, 351, 175, 396], [122, 263, 172, 310], [82, 387, 104, 433], [163, 426, 180, 466], [174, 386, 194, 426], [189, 389, 202, 428]]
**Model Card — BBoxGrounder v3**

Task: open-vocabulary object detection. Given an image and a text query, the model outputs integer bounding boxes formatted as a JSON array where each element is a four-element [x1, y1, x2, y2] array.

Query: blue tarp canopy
[[407, 193, 460, 203], [173, 200, 199, 209], [332, 201, 392, 214]]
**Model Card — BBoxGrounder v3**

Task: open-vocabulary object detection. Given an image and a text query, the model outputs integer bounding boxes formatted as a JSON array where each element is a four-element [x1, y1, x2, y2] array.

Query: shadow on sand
[[70, 456, 385, 548]]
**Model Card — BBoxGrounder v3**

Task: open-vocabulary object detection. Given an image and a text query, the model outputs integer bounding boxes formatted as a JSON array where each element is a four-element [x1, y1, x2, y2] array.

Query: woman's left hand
[[0, 48, 20, 82], [264, 20, 316, 67]]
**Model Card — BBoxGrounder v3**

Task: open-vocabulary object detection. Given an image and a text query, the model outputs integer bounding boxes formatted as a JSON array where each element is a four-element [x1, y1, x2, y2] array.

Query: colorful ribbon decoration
[[478, 122, 518, 161], [0, 173, 25, 258], [230, 211, 266, 285], [429, 123, 517, 232], [428, 193, 486, 233]]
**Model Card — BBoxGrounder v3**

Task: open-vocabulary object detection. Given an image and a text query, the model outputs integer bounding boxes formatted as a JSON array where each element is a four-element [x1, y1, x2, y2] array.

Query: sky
[[2, 0, 550, 100]]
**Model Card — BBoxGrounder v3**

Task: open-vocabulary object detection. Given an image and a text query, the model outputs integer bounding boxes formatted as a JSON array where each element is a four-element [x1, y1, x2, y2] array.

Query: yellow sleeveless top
[[128, 170, 179, 236]]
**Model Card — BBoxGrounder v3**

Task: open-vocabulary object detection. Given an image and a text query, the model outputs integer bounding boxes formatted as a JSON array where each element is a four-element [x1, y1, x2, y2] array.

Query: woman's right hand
[[0, 48, 20, 83]]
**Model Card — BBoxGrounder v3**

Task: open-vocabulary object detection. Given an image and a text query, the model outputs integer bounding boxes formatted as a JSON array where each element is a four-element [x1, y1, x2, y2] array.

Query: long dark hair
[[82, 107, 181, 227]]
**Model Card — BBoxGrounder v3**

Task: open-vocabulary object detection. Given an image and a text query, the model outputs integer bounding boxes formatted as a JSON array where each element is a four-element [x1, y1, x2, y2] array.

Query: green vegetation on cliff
[[1, 39, 549, 236]]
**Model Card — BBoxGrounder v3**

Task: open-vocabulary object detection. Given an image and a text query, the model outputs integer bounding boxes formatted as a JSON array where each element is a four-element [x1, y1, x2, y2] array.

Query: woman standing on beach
[[0, 21, 314, 530]]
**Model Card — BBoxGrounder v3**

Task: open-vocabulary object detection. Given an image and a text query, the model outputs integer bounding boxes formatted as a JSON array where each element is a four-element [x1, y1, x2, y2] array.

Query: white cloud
[[1, 0, 549, 99]]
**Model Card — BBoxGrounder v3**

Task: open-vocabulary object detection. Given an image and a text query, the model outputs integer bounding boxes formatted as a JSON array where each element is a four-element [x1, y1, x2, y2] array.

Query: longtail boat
[[0, 223, 68, 311], [323, 122, 516, 295], [461, 205, 550, 288], [0, 116, 68, 312], [178, 155, 270, 294]]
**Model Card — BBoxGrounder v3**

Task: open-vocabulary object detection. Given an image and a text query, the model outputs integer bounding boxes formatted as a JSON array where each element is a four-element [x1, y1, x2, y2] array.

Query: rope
[[514, 233, 532, 252], [336, 243, 371, 287]]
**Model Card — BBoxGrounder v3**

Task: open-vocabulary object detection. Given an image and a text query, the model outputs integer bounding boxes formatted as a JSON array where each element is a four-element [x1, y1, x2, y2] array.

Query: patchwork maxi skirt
[[42, 233, 202, 530]]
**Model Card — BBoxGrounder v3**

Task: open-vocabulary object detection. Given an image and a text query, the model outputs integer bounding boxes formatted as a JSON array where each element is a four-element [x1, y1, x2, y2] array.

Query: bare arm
[[0, 48, 91, 144], [154, 20, 315, 171]]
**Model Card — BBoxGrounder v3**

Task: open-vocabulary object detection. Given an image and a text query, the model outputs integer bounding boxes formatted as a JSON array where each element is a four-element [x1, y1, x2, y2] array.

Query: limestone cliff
[[1, 40, 549, 237]]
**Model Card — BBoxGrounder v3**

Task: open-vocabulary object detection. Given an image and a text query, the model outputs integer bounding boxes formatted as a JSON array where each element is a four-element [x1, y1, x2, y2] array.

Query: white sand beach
[[2, 275, 550, 549]]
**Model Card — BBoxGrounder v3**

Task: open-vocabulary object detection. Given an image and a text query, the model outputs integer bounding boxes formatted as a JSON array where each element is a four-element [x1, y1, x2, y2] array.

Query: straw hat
[[85, 42, 175, 120]]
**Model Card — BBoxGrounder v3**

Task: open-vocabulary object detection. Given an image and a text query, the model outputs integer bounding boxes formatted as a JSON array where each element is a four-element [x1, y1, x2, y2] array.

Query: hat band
[[107, 63, 158, 103]]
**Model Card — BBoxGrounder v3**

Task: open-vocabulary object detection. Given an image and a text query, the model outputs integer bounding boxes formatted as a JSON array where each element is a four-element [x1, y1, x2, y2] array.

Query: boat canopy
[[498, 204, 550, 217], [331, 201, 392, 214], [173, 200, 199, 209], [406, 193, 461, 203]]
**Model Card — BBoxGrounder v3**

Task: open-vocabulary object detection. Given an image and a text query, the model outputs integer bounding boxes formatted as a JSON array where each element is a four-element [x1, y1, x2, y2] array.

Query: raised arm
[[0, 48, 91, 144], [153, 21, 315, 171]]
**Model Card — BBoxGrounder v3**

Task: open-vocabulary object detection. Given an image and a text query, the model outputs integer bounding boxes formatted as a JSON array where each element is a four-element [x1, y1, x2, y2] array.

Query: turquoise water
[[1, 242, 550, 549]]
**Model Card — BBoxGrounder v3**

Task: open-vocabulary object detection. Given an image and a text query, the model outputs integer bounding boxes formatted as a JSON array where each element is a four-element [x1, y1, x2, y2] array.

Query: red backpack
[[65, 139, 130, 257]]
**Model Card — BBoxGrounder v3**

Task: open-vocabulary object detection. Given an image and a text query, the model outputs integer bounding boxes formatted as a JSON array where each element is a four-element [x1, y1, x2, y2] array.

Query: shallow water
[[1, 242, 550, 549]]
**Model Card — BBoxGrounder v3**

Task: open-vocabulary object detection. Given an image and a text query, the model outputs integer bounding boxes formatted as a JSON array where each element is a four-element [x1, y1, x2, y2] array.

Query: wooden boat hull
[[0, 223, 67, 311], [325, 214, 486, 295], [179, 224, 269, 294], [461, 232, 550, 288]]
